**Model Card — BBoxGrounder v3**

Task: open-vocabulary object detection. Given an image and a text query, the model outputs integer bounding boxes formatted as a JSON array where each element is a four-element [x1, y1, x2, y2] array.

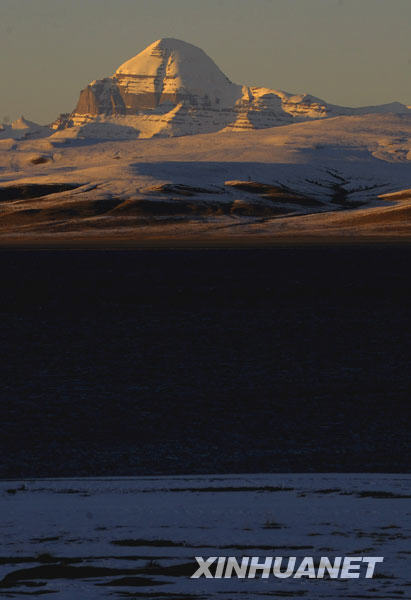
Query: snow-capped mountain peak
[[11, 116, 40, 130], [116, 37, 230, 83], [114, 37, 242, 110]]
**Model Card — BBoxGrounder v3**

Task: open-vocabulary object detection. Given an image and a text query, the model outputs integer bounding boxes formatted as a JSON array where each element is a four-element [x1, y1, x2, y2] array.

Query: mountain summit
[[114, 38, 241, 109], [57, 38, 410, 138]]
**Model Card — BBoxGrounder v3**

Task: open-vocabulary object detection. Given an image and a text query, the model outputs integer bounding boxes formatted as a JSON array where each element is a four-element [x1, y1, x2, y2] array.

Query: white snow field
[[0, 112, 410, 242], [0, 474, 410, 598]]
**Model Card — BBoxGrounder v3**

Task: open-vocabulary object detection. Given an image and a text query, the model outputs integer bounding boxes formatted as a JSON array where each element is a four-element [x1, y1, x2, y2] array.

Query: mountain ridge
[[54, 38, 410, 139], [1, 38, 409, 141]]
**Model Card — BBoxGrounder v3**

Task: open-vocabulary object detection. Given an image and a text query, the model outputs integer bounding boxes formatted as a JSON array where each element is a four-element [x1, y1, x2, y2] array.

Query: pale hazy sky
[[1, 0, 411, 124]]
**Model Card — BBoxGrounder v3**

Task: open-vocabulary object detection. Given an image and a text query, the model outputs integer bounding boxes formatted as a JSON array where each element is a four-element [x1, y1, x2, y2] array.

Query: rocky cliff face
[[65, 38, 410, 138]]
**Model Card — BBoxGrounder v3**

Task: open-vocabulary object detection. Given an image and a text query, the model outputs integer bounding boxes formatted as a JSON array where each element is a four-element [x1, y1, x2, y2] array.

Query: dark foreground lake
[[0, 245, 410, 477]]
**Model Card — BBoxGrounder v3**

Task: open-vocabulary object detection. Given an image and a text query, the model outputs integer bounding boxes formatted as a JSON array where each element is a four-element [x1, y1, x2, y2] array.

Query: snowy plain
[[0, 474, 410, 599]]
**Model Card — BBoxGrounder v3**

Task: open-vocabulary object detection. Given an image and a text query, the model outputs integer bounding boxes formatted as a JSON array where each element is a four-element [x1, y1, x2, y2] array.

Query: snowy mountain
[[0, 116, 50, 140], [58, 37, 410, 139]]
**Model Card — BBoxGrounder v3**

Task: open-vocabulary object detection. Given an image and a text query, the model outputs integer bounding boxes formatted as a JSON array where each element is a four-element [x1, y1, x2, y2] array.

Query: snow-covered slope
[[61, 38, 410, 139], [1, 112, 410, 241]]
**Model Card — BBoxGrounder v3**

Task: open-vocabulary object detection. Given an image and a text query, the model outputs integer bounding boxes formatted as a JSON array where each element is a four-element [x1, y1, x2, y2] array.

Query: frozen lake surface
[[0, 474, 410, 599]]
